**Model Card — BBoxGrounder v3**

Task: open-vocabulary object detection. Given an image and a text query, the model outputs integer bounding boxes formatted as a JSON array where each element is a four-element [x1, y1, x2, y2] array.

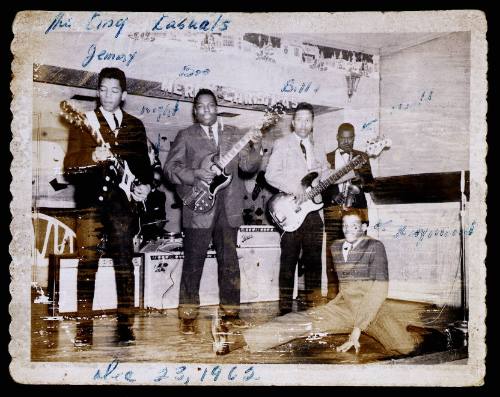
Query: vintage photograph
[[10, 11, 487, 385]]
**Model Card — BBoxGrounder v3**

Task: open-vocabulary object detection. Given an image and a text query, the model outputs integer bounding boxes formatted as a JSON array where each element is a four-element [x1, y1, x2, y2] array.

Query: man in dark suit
[[64, 67, 152, 347], [164, 89, 262, 334], [322, 123, 374, 299]]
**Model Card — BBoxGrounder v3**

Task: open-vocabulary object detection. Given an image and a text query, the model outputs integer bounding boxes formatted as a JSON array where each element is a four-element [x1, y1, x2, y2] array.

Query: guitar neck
[[217, 130, 254, 168], [304, 154, 367, 200]]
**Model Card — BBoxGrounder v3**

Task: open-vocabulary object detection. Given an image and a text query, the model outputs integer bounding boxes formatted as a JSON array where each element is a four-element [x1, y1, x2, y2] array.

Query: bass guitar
[[181, 103, 285, 213], [268, 137, 391, 232]]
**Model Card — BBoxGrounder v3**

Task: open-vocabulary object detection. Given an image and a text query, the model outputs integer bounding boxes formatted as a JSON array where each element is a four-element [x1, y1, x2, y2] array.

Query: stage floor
[[31, 297, 467, 365]]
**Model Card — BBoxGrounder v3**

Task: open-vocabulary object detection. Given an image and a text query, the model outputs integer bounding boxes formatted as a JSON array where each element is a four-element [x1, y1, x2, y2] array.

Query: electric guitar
[[267, 137, 392, 232], [181, 103, 285, 213], [60, 100, 142, 205]]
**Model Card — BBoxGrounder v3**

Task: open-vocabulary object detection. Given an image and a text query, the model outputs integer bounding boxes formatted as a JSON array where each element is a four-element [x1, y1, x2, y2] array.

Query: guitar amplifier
[[48, 255, 142, 314], [143, 251, 220, 310], [237, 225, 281, 248], [143, 247, 281, 309]]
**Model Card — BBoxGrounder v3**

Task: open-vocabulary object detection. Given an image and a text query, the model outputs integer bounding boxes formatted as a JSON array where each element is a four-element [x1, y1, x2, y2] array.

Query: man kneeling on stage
[[212, 208, 445, 356]]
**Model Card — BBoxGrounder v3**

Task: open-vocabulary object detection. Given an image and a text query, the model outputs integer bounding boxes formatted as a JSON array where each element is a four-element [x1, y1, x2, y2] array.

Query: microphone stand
[[446, 170, 468, 348]]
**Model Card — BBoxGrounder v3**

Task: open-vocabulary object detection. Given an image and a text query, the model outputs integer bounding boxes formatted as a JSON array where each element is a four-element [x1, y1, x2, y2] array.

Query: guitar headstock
[[260, 102, 286, 130], [365, 136, 392, 157], [60, 100, 87, 129]]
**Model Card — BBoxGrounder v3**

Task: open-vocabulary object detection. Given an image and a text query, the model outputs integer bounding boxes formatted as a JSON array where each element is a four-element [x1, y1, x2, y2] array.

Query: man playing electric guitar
[[322, 123, 375, 300], [265, 102, 331, 314], [164, 88, 262, 335], [64, 67, 152, 347]]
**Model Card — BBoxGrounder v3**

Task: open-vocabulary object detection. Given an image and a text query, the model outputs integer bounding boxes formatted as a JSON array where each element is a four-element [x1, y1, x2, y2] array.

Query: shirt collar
[[200, 122, 218, 134], [100, 106, 122, 120]]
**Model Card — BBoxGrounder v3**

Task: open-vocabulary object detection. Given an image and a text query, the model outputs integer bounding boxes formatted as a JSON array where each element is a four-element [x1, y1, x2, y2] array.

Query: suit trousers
[[75, 190, 138, 329], [279, 211, 323, 313], [243, 300, 420, 355], [178, 198, 240, 320]]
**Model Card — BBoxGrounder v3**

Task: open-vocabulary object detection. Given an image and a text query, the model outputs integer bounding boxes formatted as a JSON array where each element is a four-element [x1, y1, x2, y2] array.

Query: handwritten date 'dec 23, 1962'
[[93, 359, 259, 384]]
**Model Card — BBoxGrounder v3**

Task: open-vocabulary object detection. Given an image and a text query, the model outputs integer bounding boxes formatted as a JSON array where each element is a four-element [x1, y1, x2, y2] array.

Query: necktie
[[300, 140, 307, 161], [112, 113, 120, 131], [208, 125, 216, 145]]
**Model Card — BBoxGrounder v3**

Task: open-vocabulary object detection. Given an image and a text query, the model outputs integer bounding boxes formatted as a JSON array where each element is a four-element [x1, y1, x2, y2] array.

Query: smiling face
[[342, 214, 367, 243], [98, 77, 127, 113], [292, 109, 314, 138], [194, 93, 218, 126]]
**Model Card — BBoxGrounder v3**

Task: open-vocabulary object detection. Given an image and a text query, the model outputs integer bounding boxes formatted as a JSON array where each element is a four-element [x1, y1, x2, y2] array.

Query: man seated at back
[[212, 209, 446, 357]]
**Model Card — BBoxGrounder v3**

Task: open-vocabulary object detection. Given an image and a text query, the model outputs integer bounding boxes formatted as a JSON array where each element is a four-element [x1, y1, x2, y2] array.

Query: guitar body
[[268, 172, 324, 232], [180, 153, 232, 213]]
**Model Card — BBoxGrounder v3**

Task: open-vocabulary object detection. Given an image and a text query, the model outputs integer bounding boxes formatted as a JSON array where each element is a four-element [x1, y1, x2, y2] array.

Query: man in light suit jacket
[[265, 102, 331, 314], [165, 89, 262, 334]]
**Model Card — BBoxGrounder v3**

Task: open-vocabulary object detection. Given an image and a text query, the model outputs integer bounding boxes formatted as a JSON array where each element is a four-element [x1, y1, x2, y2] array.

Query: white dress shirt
[[201, 123, 219, 146], [294, 133, 314, 170], [99, 106, 123, 136], [342, 238, 362, 262]]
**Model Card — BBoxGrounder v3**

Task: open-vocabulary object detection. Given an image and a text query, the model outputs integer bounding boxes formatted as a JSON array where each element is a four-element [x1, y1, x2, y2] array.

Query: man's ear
[[361, 223, 368, 233], [291, 119, 295, 131], [121, 91, 128, 102]]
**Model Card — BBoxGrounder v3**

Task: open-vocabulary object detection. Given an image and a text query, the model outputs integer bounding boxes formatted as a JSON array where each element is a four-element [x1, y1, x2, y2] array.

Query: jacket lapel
[[196, 124, 218, 151]]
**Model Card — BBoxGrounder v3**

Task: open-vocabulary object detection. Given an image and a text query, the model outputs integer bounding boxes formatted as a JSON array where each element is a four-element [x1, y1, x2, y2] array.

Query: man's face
[[337, 129, 355, 153], [194, 94, 218, 126], [342, 215, 367, 243], [292, 109, 314, 138], [98, 78, 126, 113]]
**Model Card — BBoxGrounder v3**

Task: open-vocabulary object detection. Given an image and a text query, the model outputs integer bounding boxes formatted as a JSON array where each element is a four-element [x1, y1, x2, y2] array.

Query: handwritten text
[[82, 44, 137, 68]]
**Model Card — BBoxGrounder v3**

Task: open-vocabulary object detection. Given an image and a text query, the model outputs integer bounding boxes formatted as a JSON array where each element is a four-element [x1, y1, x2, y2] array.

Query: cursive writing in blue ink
[[179, 65, 210, 78], [82, 44, 137, 68], [390, 90, 434, 114], [45, 12, 72, 34], [93, 358, 136, 382], [393, 221, 476, 246], [362, 119, 378, 130], [86, 12, 128, 39], [281, 79, 318, 94], [140, 101, 179, 122], [151, 365, 260, 383], [152, 14, 230, 32], [373, 219, 392, 231]]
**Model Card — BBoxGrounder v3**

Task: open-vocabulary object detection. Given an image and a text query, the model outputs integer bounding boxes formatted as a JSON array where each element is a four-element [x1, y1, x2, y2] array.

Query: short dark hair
[[337, 123, 355, 136], [294, 102, 314, 119], [98, 67, 127, 91], [342, 208, 369, 225], [194, 88, 218, 106]]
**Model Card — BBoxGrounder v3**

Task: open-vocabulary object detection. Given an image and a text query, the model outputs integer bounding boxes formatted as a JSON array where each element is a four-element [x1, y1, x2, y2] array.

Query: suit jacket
[[265, 132, 330, 195], [322, 148, 374, 209], [165, 123, 261, 228], [330, 236, 389, 331], [64, 108, 153, 209]]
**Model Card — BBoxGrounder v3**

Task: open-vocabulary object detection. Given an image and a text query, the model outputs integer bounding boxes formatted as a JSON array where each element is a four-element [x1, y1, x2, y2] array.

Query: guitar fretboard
[[304, 155, 367, 200], [217, 131, 254, 168]]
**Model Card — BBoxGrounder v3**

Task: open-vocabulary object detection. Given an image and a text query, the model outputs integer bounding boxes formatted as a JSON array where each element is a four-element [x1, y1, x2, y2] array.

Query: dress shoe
[[179, 318, 196, 335], [74, 322, 93, 348], [222, 314, 251, 329], [212, 315, 230, 355], [407, 325, 449, 355], [115, 324, 135, 346]]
